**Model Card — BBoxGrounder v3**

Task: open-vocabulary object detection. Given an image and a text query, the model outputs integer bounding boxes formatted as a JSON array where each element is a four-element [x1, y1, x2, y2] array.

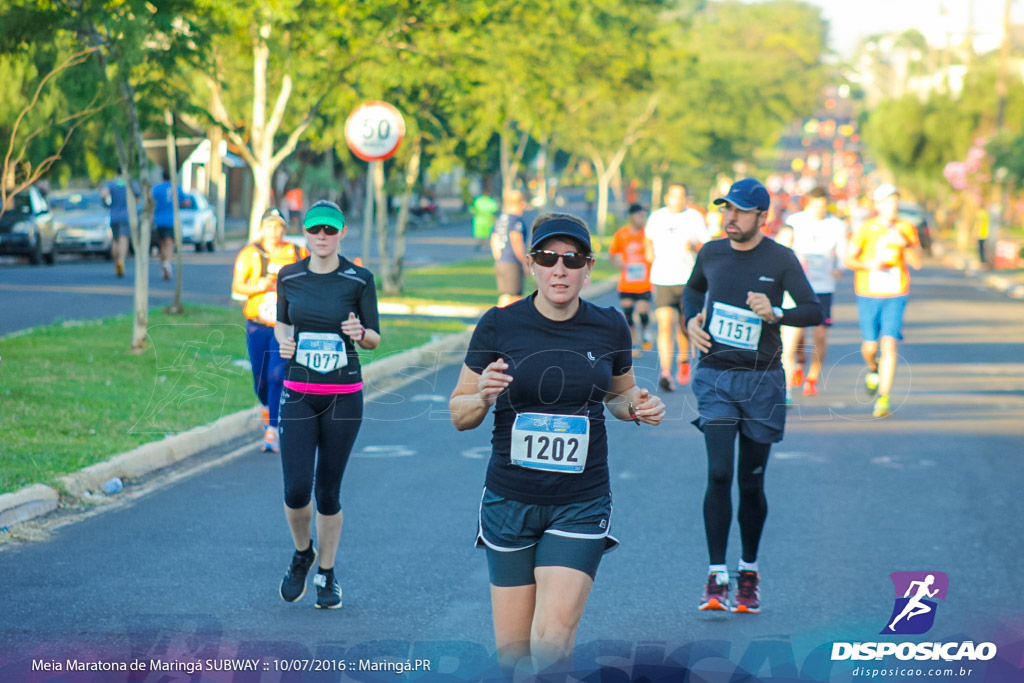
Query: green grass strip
[[0, 305, 467, 495]]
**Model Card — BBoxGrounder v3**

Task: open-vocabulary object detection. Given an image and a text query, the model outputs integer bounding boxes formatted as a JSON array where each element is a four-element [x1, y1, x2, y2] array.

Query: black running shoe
[[314, 570, 343, 609], [279, 546, 317, 603]]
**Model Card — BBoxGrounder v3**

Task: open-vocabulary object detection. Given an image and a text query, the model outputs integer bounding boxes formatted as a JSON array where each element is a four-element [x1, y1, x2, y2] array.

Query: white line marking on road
[[460, 447, 490, 460]]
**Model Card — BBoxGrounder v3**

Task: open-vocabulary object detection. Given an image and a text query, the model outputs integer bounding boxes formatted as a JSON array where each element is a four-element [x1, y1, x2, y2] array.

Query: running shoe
[[262, 427, 279, 453], [632, 346, 643, 359], [161, 262, 172, 281], [699, 572, 730, 611], [865, 371, 880, 396], [314, 571, 343, 609], [642, 338, 653, 352], [676, 361, 691, 387], [872, 394, 892, 418], [280, 546, 317, 603], [658, 374, 674, 392], [732, 570, 760, 613], [803, 379, 818, 396], [790, 367, 804, 388], [115, 260, 125, 278], [785, 394, 794, 408]]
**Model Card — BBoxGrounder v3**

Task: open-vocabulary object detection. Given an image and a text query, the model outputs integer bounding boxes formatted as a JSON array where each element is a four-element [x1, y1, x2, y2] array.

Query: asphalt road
[[0, 217, 487, 336], [1, 262, 1022, 681]]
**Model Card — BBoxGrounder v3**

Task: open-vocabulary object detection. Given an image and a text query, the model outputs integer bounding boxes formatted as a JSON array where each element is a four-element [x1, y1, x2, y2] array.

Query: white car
[[180, 192, 217, 252], [50, 189, 113, 259]]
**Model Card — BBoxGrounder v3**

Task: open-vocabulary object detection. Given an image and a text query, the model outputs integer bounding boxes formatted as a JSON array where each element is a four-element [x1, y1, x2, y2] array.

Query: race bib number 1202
[[510, 413, 590, 474], [295, 332, 348, 374]]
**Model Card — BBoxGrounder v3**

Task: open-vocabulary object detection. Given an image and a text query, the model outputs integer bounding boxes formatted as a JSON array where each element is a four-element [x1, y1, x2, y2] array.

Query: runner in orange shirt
[[844, 185, 922, 418], [609, 204, 654, 357]]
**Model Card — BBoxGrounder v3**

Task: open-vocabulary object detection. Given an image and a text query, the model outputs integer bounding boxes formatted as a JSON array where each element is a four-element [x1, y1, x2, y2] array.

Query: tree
[[192, 0, 418, 239], [1, 0, 206, 349], [0, 46, 104, 216]]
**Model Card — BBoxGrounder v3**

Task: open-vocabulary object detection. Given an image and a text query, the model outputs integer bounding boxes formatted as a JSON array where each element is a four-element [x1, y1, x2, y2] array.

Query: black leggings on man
[[702, 419, 771, 565]]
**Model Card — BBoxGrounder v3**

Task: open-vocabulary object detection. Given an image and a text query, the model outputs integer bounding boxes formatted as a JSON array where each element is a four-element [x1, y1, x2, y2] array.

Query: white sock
[[738, 560, 758, 573], [709, 564, 728, 584]]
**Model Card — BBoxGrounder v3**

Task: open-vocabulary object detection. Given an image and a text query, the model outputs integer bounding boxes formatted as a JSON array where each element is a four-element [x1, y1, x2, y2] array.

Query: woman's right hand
[[478, 359, 513, 404], [279, 335, 296, 359]]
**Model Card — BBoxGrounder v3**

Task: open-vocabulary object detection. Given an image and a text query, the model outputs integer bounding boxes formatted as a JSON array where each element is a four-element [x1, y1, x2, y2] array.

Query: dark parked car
[[0, 186, 56, 265], [49, 189, 113, 258], [897, 201, 934, 255]]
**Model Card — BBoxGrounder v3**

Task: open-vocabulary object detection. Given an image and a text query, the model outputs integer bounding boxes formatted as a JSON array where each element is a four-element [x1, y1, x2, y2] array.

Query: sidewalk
[[933, 240, 1024, 301]]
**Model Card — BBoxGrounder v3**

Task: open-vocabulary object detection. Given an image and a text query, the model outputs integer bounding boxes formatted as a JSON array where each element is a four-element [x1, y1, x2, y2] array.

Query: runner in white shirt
[[644, 182, 709, 390], [775, 187, 848, 399]]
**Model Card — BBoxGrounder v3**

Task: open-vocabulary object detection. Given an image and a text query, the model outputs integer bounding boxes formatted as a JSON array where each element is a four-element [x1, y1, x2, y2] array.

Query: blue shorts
[[475, 488, 618, 586], [691, 365, 787, 443], [856, 295, 908, 342], [817, 292, 834, 326]]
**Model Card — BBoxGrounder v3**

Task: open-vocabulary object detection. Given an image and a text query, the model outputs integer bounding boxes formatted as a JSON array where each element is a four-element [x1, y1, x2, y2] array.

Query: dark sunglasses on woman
[[530, 250, 592, 269], [305, 225, 340, 235]]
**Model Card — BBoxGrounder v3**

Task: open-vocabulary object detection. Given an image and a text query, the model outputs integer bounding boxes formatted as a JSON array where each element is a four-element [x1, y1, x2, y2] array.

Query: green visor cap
[[304, 204, 346, 230]]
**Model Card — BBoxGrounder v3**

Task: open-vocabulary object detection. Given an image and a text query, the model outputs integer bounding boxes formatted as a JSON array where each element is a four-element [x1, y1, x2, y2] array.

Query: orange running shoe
[[676, 361, 691, 386], [790, 367, 804, 388], [803, 379, 818, 396]]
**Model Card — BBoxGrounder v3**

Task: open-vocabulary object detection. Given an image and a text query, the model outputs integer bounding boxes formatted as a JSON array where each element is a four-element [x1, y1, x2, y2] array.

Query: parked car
[[0, 185, 56, 265], [180, 191, 216, 252], [897, 201, 934, 255], [49, 189, 113, 259]]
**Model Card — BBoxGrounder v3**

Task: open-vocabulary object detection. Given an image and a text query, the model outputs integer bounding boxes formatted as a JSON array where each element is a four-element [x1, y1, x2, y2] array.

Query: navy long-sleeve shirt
[[683, 237, 822, 371]]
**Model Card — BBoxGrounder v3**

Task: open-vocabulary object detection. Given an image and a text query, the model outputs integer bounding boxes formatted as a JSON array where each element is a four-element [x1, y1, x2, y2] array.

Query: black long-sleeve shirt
[[683, 237, 822, 371]]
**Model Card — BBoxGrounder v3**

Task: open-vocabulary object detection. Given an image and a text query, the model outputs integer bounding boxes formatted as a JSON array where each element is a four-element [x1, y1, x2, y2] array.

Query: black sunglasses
[[530, 250, 592, 269], [305, 225, 340, 235]]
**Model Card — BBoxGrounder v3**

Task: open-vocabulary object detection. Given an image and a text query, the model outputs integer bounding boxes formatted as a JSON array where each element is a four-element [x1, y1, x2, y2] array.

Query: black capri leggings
[[279, 389, 363, 516]]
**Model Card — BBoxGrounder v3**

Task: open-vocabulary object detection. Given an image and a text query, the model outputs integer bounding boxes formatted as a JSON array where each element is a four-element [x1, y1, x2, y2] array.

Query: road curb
[[0, 277, 619, 531], [0, 485, 60, 528], [935, 242, 1024, 301]]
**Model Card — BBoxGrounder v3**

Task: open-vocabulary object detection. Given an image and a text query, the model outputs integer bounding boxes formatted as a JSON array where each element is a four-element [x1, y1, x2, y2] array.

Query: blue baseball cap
[[713, 178, 771, 212]]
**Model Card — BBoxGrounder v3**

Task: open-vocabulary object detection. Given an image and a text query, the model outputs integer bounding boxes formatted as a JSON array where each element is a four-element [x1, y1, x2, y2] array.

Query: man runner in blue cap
[[684, 178, 822, 613]]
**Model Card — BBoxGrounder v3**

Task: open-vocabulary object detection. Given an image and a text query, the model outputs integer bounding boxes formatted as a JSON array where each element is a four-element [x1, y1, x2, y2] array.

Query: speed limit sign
[[344, 101, 406, 162]]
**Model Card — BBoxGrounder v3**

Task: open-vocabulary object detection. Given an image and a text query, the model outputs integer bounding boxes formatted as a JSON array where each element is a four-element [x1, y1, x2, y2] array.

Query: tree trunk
[[113, 128, 150, 352], [387, 136, 422, 295], [208, 124, 225, 246], [166, 110, 184, 314], [96, 48, 153, 352], [374, 161, 391, 287], [651, 173, 664, 211], [611, 164, 624, 217], [499, 123, 513, 194], [362, 164, 374, 264], [535, 137, 549, 210]]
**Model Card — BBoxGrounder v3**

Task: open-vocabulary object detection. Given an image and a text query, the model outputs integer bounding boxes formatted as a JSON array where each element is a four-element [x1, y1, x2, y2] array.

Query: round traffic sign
[[344, 101, 406, 162]]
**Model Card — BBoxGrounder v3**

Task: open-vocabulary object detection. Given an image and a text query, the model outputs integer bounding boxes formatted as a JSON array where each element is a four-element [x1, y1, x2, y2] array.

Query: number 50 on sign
[[344, 101, 406, 162]]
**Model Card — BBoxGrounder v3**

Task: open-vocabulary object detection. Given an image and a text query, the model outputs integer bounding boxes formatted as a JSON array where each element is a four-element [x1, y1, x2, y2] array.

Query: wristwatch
[[771, 306, 783, 323]]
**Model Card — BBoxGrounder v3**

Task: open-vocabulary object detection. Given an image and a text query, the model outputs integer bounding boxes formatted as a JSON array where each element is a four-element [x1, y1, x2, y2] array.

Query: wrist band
[[628, 401, 641, 426], [358, 327, 366, 341]]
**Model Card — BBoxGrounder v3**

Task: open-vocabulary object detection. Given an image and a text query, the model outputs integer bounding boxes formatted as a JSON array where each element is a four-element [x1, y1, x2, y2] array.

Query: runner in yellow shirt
[[232, 208, 307, 451], [844, 185, 922, 418]]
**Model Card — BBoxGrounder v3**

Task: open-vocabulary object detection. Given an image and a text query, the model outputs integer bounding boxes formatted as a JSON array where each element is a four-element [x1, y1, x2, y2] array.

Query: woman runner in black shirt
[[273, 200, 380, 609], [450, 213, 665, 673]]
